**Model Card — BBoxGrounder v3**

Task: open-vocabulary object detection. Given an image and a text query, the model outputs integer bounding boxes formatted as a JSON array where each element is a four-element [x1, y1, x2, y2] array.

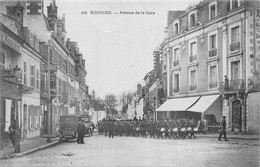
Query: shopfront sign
[[255, 9, 260, 73], [0, 79, 22, 99], [0, 31, 21, 53]]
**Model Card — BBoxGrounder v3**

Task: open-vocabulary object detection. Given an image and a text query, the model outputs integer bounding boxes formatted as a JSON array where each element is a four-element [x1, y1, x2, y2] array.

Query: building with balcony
[[0, 7, 43, 145], [0, 0, 89, 141], [158, 0, 260, 134]]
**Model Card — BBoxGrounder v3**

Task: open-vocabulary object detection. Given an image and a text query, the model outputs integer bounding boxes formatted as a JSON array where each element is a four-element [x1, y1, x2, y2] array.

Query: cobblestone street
[[0, 134, 259, 167]]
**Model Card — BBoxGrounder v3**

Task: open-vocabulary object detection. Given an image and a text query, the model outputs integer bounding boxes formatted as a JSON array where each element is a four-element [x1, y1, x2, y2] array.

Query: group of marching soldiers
[[97, 118, 205, 139]]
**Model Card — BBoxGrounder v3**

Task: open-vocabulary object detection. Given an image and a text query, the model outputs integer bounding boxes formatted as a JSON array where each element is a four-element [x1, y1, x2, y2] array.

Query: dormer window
[[209, 2, 217, 19], [174, 23, 179, 35], [190, 13, 196, 28], [228, 0, 240, 11]]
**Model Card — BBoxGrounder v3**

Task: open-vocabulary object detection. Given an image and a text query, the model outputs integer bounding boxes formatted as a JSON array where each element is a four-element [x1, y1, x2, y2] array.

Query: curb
[[197, 135, 259, 140], [0, 141, 60, 160]]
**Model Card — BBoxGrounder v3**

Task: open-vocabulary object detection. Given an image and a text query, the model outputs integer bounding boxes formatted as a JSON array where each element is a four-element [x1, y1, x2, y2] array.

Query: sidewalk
[[197, 132, 260, 140], [0, 137, 60, 160]]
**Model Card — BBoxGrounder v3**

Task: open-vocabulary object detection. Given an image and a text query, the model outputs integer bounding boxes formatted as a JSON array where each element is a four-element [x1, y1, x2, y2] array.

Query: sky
[[52, 0, 199, 98]]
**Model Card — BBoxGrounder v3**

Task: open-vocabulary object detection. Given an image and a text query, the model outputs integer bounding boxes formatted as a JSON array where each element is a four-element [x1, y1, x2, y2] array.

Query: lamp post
[[13, 65, 21, 153], [153, 96, 156, 121]]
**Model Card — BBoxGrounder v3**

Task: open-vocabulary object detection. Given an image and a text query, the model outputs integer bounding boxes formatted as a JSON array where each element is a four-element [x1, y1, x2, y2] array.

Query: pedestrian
[[77, 120, 86, 144], [9, 125, 15, 147], [218, 116, 229, 141], [224, 75, 229, 91]]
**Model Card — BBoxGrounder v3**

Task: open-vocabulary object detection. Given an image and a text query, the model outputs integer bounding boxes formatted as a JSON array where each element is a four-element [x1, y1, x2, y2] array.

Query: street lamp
[[13, 65, 21, 153]]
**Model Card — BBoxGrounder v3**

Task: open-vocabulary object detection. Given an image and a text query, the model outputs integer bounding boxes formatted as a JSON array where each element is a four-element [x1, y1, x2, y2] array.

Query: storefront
[[157, 95, 222, 125]]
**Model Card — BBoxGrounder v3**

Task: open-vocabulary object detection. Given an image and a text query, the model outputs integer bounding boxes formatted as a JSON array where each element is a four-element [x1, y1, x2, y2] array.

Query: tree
[[120, 91, 133, 114], [104, 94, 117, 116]]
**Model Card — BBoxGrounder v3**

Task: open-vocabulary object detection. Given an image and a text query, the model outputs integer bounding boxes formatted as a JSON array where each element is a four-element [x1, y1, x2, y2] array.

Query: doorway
[[232, 100, 242, 132]]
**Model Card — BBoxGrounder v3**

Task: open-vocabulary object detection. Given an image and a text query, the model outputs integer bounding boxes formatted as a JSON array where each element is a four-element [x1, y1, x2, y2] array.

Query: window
[[190, 70, 197, 91], [30, 65, 35, 87], [189, 41, 197, 62], [231, 61, 240, 81], [232, 0, 239, 9], [173, 48, 179, 67], [174, 23, 179, 35], [190, 13, 196, 28], [23, 62, 27, 85], [209, 4, 216, 19], [231, 26, 239, 44], [209, 34, 216, 50], [230, 26, 240, 52], [0, 52, 5, 70], [173, 73, 179, 93], [36, 69, 39, 89], [209, 65, 217, 89], [209, 34, 217, 57]]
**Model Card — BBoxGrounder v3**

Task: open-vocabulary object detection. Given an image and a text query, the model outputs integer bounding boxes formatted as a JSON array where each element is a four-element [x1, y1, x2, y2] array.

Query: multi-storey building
[[143, 49, 163, 121], [0, 3, 43, 143], [157, 0, 260, 134], [0, 0, 89, 145]]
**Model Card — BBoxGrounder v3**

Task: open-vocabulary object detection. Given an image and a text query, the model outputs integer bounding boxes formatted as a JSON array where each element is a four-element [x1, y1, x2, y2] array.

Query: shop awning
[[157, 96, 200, 112], [186, 95, 220, 113]]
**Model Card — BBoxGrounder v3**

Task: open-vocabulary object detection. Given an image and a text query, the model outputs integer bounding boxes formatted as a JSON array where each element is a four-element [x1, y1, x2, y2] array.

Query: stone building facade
[[158, 0, 260, 134]]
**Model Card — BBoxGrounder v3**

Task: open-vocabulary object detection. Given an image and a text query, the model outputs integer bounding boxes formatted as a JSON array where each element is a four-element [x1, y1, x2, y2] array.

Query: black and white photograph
[[0, 0, 260, 166]]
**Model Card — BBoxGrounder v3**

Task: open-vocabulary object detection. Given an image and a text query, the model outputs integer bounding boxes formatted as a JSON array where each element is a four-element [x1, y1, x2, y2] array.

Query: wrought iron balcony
[[173, 60, 179, 67], [189, 85, 197, 91], [219, 79, 245, 93], [189, 55, 197, 63], [209, 82, 218, 89], [230, 42, 240, 52], [209, 48, 217, 57]]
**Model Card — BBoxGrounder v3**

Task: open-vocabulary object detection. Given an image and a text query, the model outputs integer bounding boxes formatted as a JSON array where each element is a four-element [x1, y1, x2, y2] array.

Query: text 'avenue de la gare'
[[81, 11, 155, 15]]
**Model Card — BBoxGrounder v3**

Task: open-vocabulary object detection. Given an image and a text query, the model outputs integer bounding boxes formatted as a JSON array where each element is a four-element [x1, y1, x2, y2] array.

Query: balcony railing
[[209, 82, 218, 89], [173, 60, 179, 67], [189, 55, 197, 63], [189, 85, 197, 91], [173, 87, 179, 93], [230, 42, 240, 52], [219, 79, 245, 93], [209, 48, 217, 57]]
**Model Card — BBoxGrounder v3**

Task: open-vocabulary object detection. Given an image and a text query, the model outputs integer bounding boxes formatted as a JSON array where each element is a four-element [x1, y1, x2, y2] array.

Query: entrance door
[[232, 100, 242, 132]]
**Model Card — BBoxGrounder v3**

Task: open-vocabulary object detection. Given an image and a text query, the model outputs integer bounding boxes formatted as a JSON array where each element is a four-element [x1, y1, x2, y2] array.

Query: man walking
[[218, 116, 229, 141]]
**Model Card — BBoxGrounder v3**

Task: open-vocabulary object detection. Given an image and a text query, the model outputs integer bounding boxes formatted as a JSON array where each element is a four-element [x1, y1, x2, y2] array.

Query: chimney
[[6, 2, 24, 25]]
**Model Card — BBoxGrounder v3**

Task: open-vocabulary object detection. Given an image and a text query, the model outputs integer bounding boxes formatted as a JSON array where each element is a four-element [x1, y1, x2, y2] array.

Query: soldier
[[111, 120, 116, 138], [218, 116, 229, 141], [77, 120, 86, 144]]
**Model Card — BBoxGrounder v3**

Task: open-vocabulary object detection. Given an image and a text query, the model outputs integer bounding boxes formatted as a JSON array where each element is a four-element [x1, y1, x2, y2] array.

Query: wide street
[[0, 133, 259, 167]]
